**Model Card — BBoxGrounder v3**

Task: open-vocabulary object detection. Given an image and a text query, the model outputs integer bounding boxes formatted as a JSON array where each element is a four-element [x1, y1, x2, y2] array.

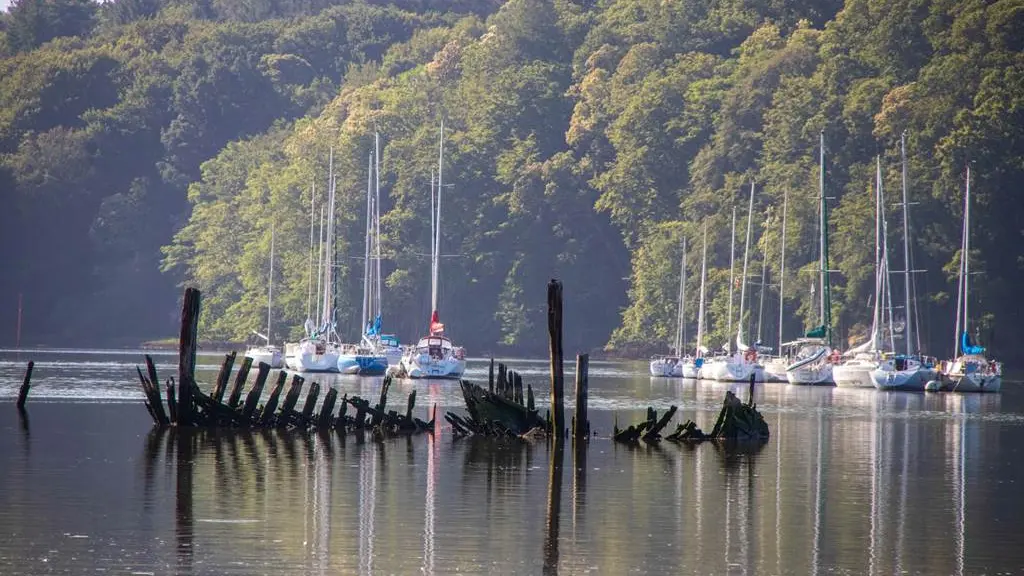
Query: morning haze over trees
[[1, 0, 1021, 361]]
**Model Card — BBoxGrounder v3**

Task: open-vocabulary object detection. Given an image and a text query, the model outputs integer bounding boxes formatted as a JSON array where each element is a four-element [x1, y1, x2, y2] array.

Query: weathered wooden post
[[144, 355, 169, 425], [573, 354, 589, 443], [547, 279, 565, 439], [211, 351, 237, 404], [177, 287, 201, 427], [488, 358, 495, 394], [16, 361, 33, 411], [748, 372, 756, 406], [226, 356, 253, 409]]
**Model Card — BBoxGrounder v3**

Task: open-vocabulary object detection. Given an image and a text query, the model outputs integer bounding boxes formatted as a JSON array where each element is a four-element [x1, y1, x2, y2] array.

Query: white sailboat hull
[[401, 354, 465, 379], [786, 364, 833, 386], [680, 361, 701, 379], [285, 342, 340, 373], [649, 358, 683, 377], [245, 347, 283, 369], [949, 373, 1001, 393], [758, 359, 788, 383], [832, 363, 876, 388], [702, 356, 756, 382]]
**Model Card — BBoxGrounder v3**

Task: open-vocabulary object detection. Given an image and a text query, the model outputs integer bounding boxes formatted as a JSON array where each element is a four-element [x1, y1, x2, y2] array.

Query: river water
[[0, 349, 1021, 575]]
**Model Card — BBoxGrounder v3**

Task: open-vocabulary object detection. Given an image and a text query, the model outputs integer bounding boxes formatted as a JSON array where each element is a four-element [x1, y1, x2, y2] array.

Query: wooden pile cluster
[[615, 381, 769, 444], [444, 361, 547, 438], [134, 287, 432, 436], [136, 353, 434, 435]]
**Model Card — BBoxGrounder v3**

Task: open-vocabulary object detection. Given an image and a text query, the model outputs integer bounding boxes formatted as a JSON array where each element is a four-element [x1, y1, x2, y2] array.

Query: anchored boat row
[[649, 133, 1001, 393]]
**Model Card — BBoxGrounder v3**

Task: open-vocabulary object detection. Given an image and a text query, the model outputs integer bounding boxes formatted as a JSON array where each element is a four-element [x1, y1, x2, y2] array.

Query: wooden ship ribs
[[135, 287, 433, 436]]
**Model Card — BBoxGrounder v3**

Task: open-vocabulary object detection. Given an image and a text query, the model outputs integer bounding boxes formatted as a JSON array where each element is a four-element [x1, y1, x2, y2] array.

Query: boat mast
[[674, 237, 687, 356], [362, 152, 372, 335], [953, 170, 967, 359], [870, 157, 882, 352], [819, 130, 832, 347], [696, 223, 708, 358], [432, 121, 443, 317], [315, 205, 324, 327], [738, 182, 755, 346], [756, 223, 768, 345], [322, 149, 336, 336], [374, 131, 383, 326], [900, 132, 913, 356], [777, 189, 787, 353], [880, 160, 896, 352], [963, 165, 971, 343], [307, 180, 315, 322], [726, 207, 736, 352], [267, 221, 275, 344]]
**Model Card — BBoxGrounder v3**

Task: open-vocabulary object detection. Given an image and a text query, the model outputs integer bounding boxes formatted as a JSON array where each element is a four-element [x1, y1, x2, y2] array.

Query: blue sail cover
[[961, 331, 985, 355], [365, 314, 382, 337]]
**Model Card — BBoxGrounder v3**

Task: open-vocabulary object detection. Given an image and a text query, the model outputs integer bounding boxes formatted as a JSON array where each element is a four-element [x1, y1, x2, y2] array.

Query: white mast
[[321, 149, 336, 335], [963, 165, 971, 343], [726, 207, 736, 351], [737, 182, 755, 347], [374, 131, 383, 324], [674, 237, 687, 355], [879, 157, 896, 351], [696, 222, 708, 358], [432, 121, 443, 315], [870, 157, 883, 352], [362, 152, 373, 334], [756, 225, 768, 344], [267, 221, 275, 344], [315, 205, 324, 326], [307, 180, 315, 322], [900, 132, 913, 356], [777, 189, 788, 353], [819, 131, 826, 331]]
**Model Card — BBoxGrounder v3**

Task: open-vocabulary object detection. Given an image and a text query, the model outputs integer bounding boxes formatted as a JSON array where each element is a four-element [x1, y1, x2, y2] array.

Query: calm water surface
[[1, 349, 1023, 575]]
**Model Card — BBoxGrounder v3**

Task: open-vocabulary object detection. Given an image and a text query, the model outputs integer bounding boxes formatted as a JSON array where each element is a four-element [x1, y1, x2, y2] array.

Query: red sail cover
[[429, 310, 444, 335]]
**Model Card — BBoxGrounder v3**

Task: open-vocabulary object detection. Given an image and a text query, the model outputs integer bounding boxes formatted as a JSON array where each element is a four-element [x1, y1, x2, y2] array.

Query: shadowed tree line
[[1, 0, 1022, 362]]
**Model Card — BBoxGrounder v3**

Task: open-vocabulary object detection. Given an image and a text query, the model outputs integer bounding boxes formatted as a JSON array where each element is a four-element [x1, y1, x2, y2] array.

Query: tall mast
[[880, 162, 895, 352], [872, 157, 882, 351], [267, 221, 275, 344], [374, 131, 382, 323], [964, 165, 971, 340], [315, 206, 324, 326], [900, 132, 913, 356], [726, 207, 736, 352], [432, 121, 443, 315], [777, 189, 788, 353], [362, 152, 372, 334], [674, 237, 687, 355], [819, 130, 832, 347], [696, 223, 708, 358], [738, 182, 755, 346], [321, 148, 335, 332], [756, 227, 768, 345], [953, 172, 967, 358], [307, 180, 315, 321]]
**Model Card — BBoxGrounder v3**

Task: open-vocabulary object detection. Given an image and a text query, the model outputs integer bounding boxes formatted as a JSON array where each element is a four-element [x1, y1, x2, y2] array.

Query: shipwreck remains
[[134, 287, 434, 436]]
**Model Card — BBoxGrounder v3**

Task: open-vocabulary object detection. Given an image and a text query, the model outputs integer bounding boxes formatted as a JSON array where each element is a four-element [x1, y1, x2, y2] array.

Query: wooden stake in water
[[16, 360, 33, 411], [573, 353, 589, 443], [177, 287, 201, 427], [547, 279, 565, 439]]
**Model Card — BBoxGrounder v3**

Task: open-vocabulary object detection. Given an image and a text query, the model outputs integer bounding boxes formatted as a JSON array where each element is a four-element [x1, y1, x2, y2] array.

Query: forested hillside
[[2, 0, 1022, 361]]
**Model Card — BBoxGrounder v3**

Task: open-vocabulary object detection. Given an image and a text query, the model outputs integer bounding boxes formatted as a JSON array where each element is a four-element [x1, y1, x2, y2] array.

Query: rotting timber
[[614, 376, 770, 445], [445, 360, 548, 438], [134, 287, 434, 436]]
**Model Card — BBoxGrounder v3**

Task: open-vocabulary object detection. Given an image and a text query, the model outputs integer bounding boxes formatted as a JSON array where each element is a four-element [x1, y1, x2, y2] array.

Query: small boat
[[787, 132, 834, 386], [337, 141, 388, 375], [938, 165, 1002, 393], [286, 151, 341, 372], [651, 237, 688, 377], [399, 122, 466, 379], [245, 222, 283, 369]]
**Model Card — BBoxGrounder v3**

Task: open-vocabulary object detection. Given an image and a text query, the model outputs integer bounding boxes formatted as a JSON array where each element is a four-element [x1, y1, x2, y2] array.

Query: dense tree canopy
[[2, 0, 1022, 363]]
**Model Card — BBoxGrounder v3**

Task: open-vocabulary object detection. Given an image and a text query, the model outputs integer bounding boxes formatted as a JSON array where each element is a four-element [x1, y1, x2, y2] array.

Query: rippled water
[[1, 349, 1022, 574]]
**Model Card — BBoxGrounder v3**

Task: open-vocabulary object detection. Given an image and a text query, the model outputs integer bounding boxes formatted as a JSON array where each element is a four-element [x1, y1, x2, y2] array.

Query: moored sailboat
[[787, 132, 834, 386], [245, 222, 284, 369], [399, 122, 466, 379], [650, 237, 688, 377], [938, 165, 1002, 392], [680, 224, 709, 379]]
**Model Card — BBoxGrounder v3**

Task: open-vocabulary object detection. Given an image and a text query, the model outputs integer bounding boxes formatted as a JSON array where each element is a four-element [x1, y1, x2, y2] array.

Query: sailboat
[[703, 182, 759, 382], [245, 222, 284, 368], [285, 150, 342, 372], [680, 224, 709, 379], [650, 237, 688, 377], [398, 122, 467, 379], [873, 139, 931, 390], [939, 165, 1002, 392], [834, 157, 888, 388], [337, 148, 389, 375], [786, 131, 835, 386]]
